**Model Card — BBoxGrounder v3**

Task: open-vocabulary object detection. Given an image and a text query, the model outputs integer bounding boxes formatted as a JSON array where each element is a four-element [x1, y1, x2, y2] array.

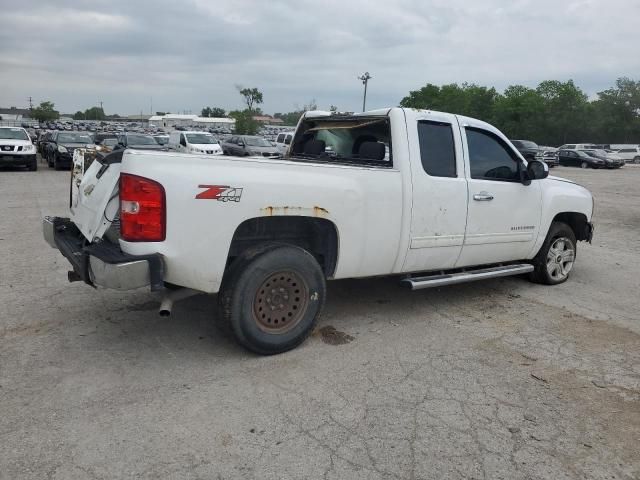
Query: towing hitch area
[[158, 288, 200, 317]]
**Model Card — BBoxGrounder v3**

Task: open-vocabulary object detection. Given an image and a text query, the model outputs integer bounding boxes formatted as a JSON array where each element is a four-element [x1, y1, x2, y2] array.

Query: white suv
[[0, 127, 37, 171], [614, 146, 640, 164]]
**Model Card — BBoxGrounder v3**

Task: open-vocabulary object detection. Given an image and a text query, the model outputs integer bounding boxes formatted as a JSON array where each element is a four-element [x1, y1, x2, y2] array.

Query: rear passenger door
[[403, 112, 468, 272]]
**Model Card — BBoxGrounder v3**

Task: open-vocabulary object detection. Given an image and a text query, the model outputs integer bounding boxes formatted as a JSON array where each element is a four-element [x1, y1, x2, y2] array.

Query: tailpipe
[[158, 288, 200, 317]]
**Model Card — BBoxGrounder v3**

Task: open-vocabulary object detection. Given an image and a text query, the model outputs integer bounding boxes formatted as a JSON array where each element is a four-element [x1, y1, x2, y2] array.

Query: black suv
[[510, 140, 540, 161], [44, 131, 94, 170]]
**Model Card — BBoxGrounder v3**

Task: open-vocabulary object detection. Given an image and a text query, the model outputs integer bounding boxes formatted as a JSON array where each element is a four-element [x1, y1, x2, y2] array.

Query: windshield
[[101, 138, 118, 146], [0, 128, 29, 141], [58, 133, 92, 143], [127, 134, 157, 145], [185, 133, 217, 144], [244, 136, 272, 147]]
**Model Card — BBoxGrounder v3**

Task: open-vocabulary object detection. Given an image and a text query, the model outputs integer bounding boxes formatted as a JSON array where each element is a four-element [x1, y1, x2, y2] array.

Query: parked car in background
[[538, 148, 559, 168], [94, 132, 117, 145], [168, 131, 223, 155], [275, 131, 295, 155], [558, 143, 599, 151], [44, 131, 94, 170], [581, 149, 624, 168], [113, 133, 167, 151], [0, 126, 37, 171], [558, 149, 606, 169], [153, 135, 170, 146], [510, 140, 540, 161], [613, 146, 640, 164], [221, 135, 279, 157]]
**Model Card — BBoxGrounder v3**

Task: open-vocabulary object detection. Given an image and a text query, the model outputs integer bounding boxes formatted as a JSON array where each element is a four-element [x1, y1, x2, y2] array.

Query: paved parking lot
[[1, 162, 639, 479]]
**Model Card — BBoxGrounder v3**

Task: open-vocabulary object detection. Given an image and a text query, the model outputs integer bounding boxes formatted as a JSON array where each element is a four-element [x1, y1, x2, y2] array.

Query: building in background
[[148, 114, 235, 129]]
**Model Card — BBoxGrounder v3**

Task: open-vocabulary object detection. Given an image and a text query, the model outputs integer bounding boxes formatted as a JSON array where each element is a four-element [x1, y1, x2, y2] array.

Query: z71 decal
[[196, 185, 243, 202]]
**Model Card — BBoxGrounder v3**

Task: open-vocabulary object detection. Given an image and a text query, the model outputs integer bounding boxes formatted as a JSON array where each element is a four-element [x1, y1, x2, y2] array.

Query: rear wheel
[[530, 222, 577, 285], [218, 244, 326, 355]]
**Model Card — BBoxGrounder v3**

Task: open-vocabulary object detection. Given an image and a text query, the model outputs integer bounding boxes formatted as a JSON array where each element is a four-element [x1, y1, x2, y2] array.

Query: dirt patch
[[314, 325, 355, 346]]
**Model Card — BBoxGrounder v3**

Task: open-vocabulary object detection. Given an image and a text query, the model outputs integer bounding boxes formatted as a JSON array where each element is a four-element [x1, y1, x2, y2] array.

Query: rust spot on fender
[[260, 206, 329, 218]]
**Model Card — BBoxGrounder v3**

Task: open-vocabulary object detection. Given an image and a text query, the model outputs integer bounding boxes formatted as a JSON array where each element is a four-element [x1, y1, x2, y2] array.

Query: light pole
[[358, 72, 372, 112]]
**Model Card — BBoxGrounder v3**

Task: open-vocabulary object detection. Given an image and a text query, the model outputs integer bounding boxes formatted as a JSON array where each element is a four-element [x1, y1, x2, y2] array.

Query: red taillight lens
[[119, 173, 166, 242]]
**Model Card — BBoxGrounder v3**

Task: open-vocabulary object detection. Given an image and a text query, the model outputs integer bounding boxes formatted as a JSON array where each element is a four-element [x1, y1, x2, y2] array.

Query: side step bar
[[401, 264, 534, 290]]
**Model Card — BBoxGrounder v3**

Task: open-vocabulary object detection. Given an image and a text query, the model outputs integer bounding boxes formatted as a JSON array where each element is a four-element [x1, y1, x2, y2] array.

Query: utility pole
[[28, 96, 33, 110], [358, 72, 372, 112]]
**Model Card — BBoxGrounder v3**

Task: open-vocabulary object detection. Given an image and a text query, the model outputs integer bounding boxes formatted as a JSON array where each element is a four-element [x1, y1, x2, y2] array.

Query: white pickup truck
[[44, 108, 594, 354]]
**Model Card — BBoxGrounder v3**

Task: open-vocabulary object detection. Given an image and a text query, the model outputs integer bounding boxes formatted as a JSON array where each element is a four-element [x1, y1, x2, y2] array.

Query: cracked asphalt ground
[[1, 161, 639, 479]]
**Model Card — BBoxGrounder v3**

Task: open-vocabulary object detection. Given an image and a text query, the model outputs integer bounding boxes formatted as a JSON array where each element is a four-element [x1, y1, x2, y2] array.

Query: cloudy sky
[[1, 0, 638, 116]]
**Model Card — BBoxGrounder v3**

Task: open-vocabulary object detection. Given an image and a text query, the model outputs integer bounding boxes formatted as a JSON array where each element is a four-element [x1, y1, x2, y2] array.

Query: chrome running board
[[401, 264, 534, 290]]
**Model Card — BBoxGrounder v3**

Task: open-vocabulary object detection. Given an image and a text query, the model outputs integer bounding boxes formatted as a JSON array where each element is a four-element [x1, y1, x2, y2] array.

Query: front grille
[[1, 145, 15, 152]]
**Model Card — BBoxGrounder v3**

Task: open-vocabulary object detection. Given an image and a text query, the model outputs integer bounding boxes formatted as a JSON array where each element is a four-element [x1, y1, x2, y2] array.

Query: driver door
[[456, 120, 542, 267]]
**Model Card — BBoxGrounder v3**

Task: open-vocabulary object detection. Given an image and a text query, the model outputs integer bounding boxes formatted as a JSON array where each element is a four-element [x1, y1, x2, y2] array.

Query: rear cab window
[[289, 116, 392, 167], [417, 121, 456, 177]]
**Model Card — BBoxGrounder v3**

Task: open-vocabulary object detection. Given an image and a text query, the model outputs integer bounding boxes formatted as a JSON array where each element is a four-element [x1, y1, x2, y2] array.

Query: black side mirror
[[526, 160, 549, 181]]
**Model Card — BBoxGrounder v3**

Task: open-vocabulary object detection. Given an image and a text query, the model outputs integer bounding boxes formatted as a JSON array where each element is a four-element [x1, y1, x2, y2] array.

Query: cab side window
[[417, 121, 456, 177], [466, 128, 520, 181], [180, 134, 187, 147], [276, 134, 285, 143]]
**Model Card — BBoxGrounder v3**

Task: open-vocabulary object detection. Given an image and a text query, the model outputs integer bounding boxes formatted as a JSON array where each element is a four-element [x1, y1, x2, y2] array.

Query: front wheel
[[530, 222, 577, 285], [580, 161, 589, 169], [218, 244, 326, 355], [634, 156, 640, 164]]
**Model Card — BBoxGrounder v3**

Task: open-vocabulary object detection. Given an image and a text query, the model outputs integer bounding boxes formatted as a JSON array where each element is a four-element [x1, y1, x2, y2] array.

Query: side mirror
[[238, 142, 245, 147], [526, 160, 549, 181]]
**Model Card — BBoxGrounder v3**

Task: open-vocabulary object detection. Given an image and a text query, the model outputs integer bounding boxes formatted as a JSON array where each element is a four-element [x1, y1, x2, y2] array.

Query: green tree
[[590, 78, 640, 143], [73, 111, 85, 120], [203, 107, 227, 117], [83, 107, 106, 120], [31, 101, 59, 122], [493, 85, 546, 140], [229, 109, 259, 135], [237, 86, 263, 112]]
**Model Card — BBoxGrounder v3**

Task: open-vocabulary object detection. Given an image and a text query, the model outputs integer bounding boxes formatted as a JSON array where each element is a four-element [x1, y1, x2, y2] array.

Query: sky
[[0, 0, 638, 116]]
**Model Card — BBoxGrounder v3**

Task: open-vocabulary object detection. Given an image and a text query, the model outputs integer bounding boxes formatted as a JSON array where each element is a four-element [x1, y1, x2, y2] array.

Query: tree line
[[399, 78, 640, 146]]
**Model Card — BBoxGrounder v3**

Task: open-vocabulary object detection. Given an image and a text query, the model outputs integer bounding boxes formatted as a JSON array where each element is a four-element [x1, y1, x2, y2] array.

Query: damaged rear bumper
[[43, 216, 164, 291]]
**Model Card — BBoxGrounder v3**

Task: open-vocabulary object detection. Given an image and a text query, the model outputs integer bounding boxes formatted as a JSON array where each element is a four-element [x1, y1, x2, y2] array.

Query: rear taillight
[[119, 173, 166, 242]]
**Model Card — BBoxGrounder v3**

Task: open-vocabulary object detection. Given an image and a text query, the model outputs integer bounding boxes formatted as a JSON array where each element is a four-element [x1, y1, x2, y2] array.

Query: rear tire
[[529, 221, 577, 285], [218, 244, 326, 355]]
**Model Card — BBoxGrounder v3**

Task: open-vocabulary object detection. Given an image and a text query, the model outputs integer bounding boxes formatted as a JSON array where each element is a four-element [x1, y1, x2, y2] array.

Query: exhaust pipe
[[158, 288, 200, 317]]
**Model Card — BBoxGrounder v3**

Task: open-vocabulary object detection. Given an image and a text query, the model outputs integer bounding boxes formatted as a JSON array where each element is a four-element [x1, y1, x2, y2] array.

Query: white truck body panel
[[119, 151, 403, 293], [63, 107, 594, 295]]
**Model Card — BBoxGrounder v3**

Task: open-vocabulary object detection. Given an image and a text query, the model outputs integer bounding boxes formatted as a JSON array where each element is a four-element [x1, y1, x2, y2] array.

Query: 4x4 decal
[[196, 185, 243, 202]]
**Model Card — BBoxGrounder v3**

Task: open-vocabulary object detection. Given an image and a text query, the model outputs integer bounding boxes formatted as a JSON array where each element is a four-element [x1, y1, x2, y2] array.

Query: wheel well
[[553, 212, 590, 241], [227, 216, 339, 277]]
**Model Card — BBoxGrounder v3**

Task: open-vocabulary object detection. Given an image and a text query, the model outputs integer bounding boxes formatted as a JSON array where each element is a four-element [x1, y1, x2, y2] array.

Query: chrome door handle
[[473, 192, 494, 201]]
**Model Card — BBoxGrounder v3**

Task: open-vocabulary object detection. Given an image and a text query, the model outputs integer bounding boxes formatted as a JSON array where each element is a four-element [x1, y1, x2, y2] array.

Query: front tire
[[218, 244, 326, 355], [580, 161, 589, 169], [634, 156, 640, 164], [530, 221, 577, 285], [27, 157, 37, 171]]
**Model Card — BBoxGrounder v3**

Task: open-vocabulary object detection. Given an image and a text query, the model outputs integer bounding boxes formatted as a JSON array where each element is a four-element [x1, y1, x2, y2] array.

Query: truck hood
[[0, 138, 32, 147], [548, 175, 578, 185]]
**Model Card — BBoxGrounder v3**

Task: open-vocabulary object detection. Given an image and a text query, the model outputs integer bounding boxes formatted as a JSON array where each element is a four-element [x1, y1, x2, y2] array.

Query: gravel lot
[[1, 162, 639, 479]]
